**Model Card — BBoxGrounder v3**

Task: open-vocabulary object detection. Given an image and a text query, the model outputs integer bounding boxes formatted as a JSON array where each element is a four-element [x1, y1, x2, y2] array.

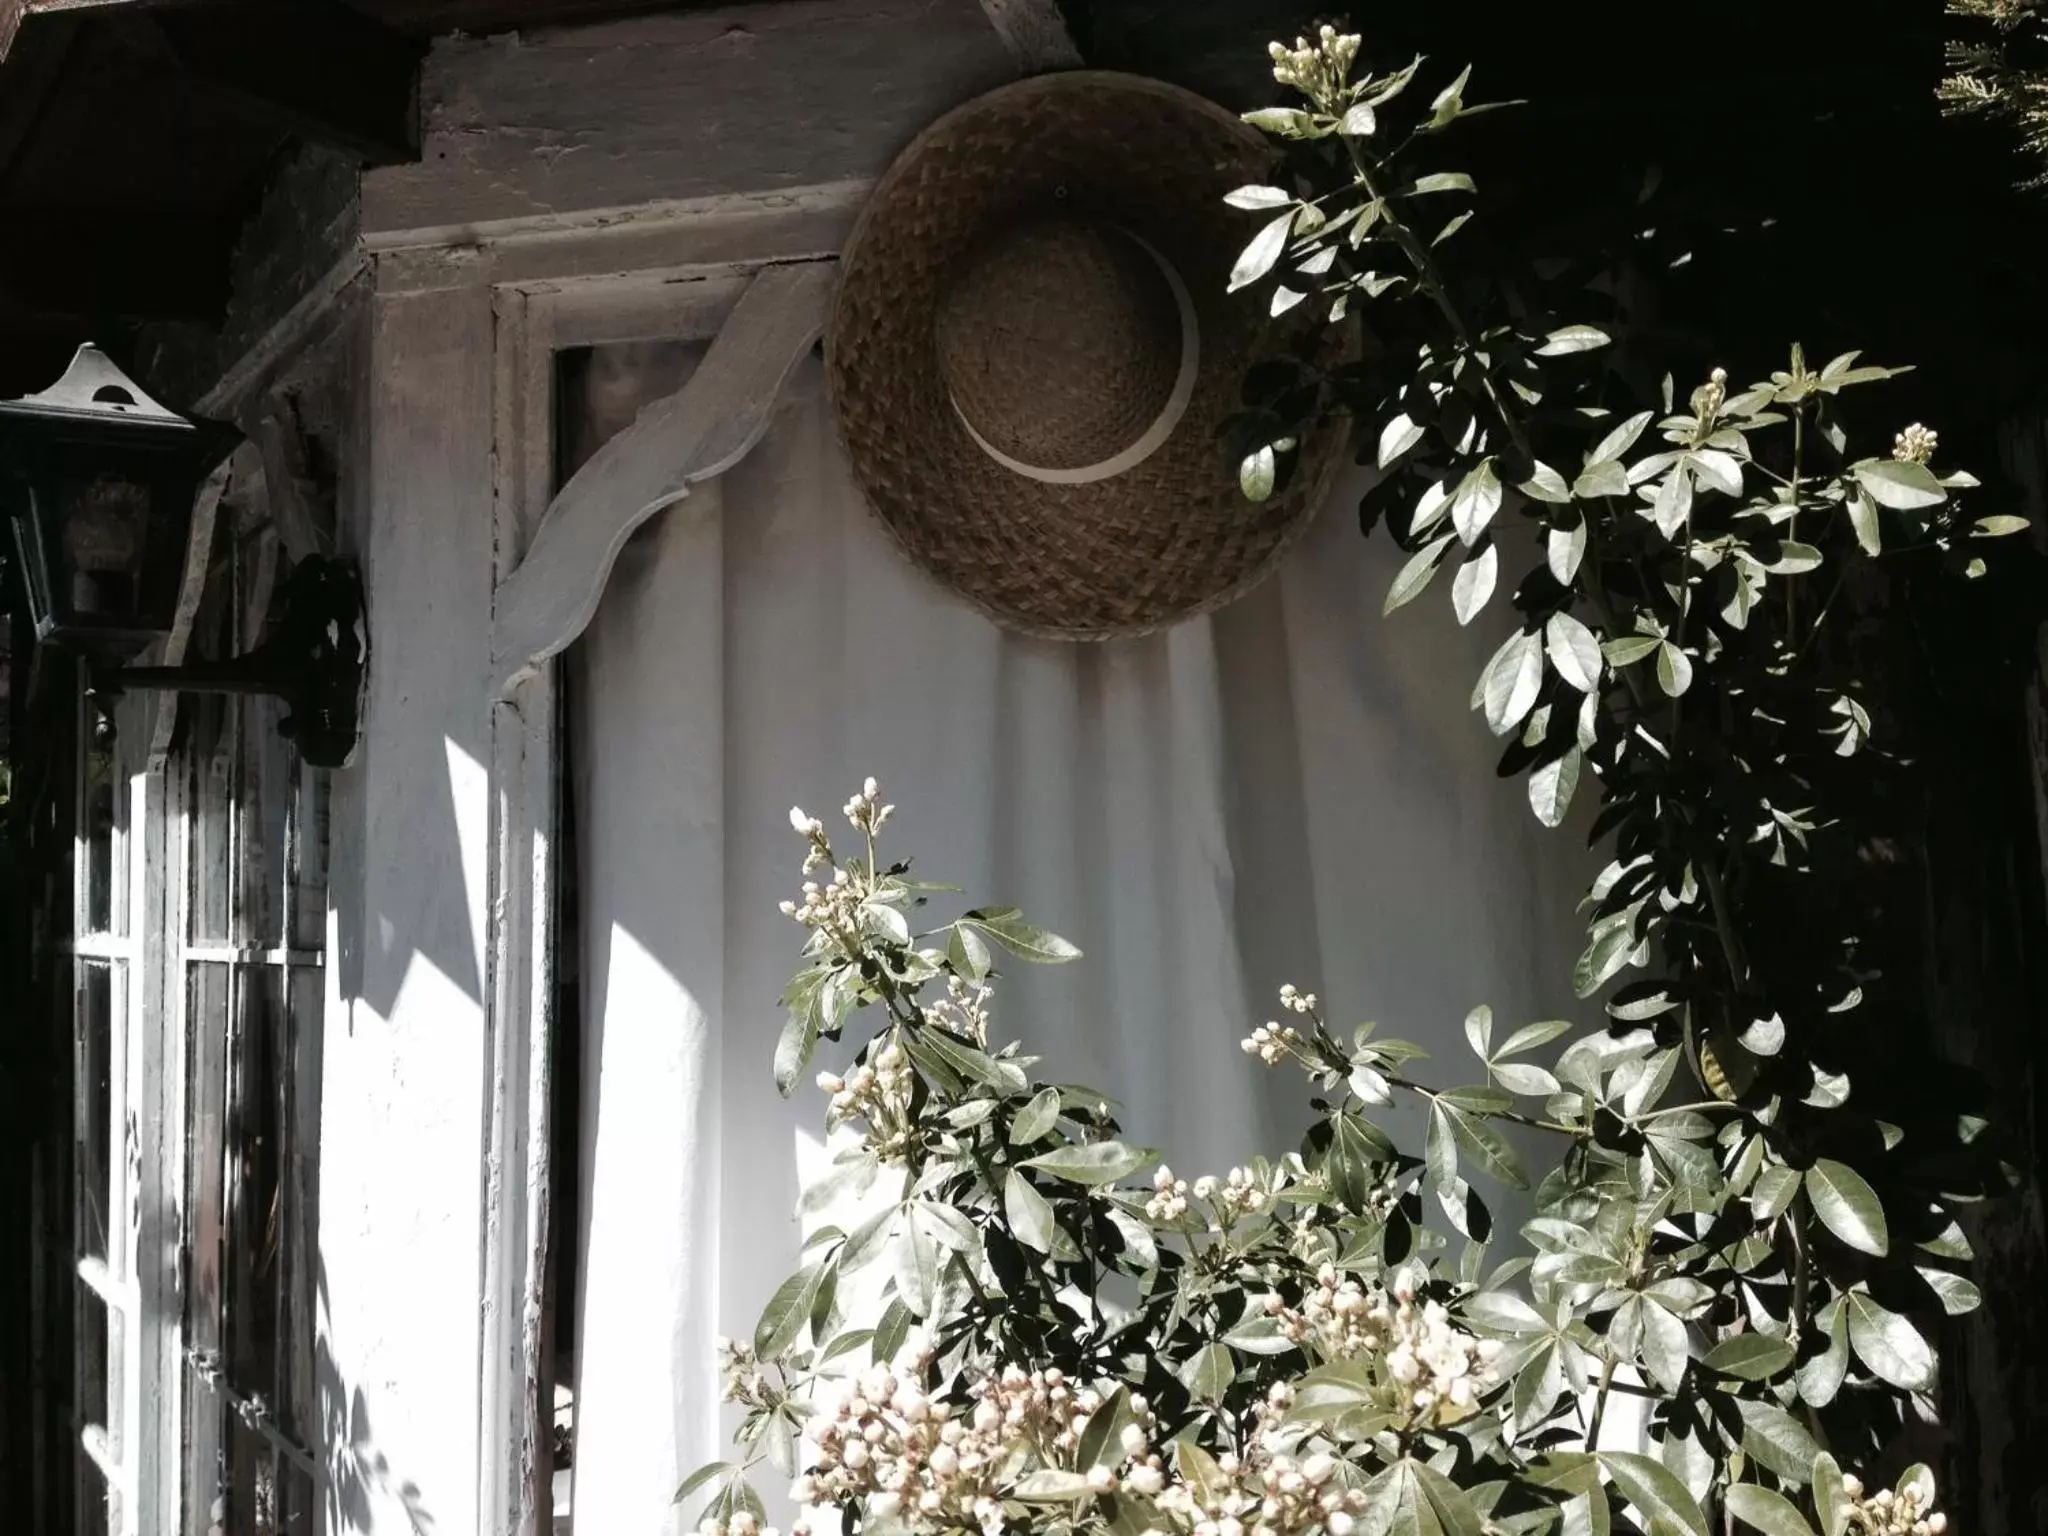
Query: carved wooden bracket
[[489, 259, 836, 699]]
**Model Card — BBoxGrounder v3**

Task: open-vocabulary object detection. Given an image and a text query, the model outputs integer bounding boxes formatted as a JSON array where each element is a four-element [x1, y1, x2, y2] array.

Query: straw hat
[[827, 71, 1345, 641]]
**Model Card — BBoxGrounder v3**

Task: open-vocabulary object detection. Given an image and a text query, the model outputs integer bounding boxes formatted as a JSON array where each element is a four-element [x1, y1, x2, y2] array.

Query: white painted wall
[[318, 286, 497, 1536]]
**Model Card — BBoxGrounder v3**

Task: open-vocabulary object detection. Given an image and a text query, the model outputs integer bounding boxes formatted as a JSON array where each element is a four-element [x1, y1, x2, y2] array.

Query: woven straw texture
[[827, 71, 1345, 641]]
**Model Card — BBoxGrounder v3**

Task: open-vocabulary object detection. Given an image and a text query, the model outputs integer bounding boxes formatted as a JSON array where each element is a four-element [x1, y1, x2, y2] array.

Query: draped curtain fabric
[[566, 353, 1593, 1535]]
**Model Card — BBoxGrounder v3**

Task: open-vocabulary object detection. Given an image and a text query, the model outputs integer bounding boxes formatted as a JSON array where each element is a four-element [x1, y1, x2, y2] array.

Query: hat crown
[[935, 217, 1188, 476]]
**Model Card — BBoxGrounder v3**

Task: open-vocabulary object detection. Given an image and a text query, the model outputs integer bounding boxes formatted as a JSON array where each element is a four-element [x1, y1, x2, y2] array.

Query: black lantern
[[0, 344, 239, 653], [1, 345, 369, 769]]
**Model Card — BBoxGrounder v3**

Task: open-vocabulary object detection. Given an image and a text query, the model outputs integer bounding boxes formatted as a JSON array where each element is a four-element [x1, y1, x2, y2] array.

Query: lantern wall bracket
[[91, 555, 368, 769]]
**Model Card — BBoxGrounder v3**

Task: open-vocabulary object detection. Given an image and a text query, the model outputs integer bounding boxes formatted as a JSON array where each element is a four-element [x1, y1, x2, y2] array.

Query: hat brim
[[827, 70, 1346, 642]]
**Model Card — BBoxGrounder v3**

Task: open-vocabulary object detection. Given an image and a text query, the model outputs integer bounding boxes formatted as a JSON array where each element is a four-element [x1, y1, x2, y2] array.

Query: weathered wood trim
[[142, 450, 241, 768], [478, 278, 558, 1536], [488, 258, 834, 699], [978, 0, 1081, 72], [368, 180, 865, 295], [251, 398, 338, 565], [195, 253, 368, 418], [360, 0, 1013, 246]]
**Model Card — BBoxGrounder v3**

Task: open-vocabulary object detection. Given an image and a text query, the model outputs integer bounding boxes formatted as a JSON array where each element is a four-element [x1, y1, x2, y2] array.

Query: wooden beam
[[148, 0, 421, 165]]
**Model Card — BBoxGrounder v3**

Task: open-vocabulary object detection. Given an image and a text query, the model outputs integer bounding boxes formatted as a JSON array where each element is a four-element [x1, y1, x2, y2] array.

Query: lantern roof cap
[[0, 344, 192, 432]]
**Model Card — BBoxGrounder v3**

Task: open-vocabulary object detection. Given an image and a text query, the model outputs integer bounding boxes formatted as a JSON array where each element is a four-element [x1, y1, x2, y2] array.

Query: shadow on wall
[[316, 1261, 435, 1536]]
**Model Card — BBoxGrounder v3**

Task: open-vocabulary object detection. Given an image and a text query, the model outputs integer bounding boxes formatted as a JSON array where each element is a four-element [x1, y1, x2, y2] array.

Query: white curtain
[[567, 355, 1593, 1535]]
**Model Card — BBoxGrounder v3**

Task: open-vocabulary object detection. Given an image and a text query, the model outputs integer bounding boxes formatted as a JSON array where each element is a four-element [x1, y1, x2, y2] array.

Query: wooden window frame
[[477, 253, 833, 1536]]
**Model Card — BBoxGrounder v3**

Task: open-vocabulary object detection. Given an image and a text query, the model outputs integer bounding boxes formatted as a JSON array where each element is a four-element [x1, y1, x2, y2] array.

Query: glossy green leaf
[[1854, 458, 1946, 510], [1750, 1165, 1801, 1221], [1599, 1451, 1710, 1536], [1004, 1169, 1056, 1253], [1546, 613, 1604, 693], [1738, 1399, 1820, 1483], [1014, 1471, 1097, 1502], [1009, 1087, 1062, 1146], [1240, 446, 1277, 501], [1380, 413, 1426, 468], [1726, 1484, 1818, 1536], [1386, 534, 1458, 614], [1844, 1291, 1934, 1390], [1806, 1158, 1889, 1256], [1479, 630, 1545, 736], [1230, 212, 1293, 292], [1453, 543, 1499, 624], [1530, 747, 1584, 829], [1537, 324, 1612, 356], [1023, 1140, 1154, 1186], [1704, 1333, 1796, 1380], [1181, 1341, 1235, 1402], [755, 1263, 826, 1359], [1812, 1454, 1849, 1536], [962, 911, 1082, 964]]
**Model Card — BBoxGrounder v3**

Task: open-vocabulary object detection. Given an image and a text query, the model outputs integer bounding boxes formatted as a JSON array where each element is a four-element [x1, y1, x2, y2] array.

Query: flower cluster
[[1241, 1022, 1303, 1066], [1265, 1269, 1500, 1429], [1148, 1165, 1192, 1222], [781, 864, 863, 943], [844, 777, 895, 837], [817, 1036, 917, 1158], [1151, 1387, 1372, 1536], [1893, 422, 1939, 464], [1841, 1473, 1948, 1536], [922, 974, 994, 1047], [1194, 1165, 1271, 1221], [1267, 27, 1361, 111], [1690, 366, 1729, 424], [696, 1512, 788, 1536], [795, 1366, 1155, 1536], [717, 1336, 773, 1411]]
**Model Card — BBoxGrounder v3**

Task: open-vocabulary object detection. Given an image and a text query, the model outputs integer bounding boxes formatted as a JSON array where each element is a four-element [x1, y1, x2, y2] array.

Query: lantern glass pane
[[58, 469, 154, 624]]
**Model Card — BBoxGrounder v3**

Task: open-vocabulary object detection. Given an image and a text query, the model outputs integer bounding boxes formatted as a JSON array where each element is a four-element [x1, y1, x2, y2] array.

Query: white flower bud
[[1328, 1515, 1355, 1536], [1087, 1466, 1118, 1493]]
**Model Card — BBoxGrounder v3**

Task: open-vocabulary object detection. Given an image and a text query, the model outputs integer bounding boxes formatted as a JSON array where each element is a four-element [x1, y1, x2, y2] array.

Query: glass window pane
[[76, 1280, 109, 1437], [280, 966, 320, 1445], [289, 768, 329, 953], [187, 695, 233, 946], [238, 697, 291, 948], [184, 963, 230, 1355], [76, 961, 112, 1262], [81, 724, 117, 937], [226, 1419, 274, 1536], [75, 1463, 110, 1536], [281, 1460, 317, 1536], [226, 969, 284, 1408]]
